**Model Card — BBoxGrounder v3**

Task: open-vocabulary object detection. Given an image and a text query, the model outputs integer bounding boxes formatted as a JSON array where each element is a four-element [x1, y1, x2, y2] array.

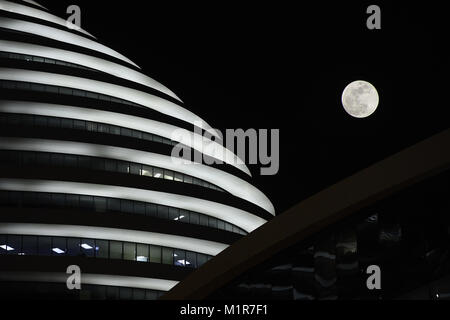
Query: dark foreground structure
[[164, 129, 450, 300], [0, 0, 274, 299]]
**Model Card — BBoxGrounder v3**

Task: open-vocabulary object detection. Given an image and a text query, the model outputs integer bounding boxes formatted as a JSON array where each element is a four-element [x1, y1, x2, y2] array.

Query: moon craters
[[341, 80, 379, 118]]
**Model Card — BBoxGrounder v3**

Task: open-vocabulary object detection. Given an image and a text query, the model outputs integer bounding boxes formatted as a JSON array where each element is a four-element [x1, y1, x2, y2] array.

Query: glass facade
[[0, 191, 247, 235], [0, 234, 212, 268], [0, 150, 225, 193]]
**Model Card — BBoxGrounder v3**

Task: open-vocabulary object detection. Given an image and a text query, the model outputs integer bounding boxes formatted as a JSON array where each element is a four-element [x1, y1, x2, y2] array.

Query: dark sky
[[38, 0, 449, 214]]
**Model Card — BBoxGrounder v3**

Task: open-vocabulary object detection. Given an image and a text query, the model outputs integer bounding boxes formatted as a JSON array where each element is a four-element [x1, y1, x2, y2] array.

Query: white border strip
[[22, 0, 48, 11]]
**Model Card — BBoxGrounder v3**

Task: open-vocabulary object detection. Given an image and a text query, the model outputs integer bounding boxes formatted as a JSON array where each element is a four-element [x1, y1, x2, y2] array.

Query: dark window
[[197, 254, 208, 267], [123, 242, 136, 261], [38, 236, 52, 256], [73, 120, 86, 130], [143, 133, 153, 141], [158, 205, 169, 219], [117, 162, 129, 174], [169, 207, 179, 221], [78, 156, 91, 169], [150, 245, 161, 263], [110, 126, 121, 135], [22, 236, 38, 256], [208, 217, 218, 229], [66, 194, 79, 208], [36, 152, 50, 165], [190, 212, 199, 225], [179, 210, 190, 223], [105, 159, 117, 171], [134, 202, 145, 215], [98, 123, 110, 134], [95, 240, 109, 259], [79, 195, 93, 209], [92, 158, 105, 171], [186, 251, 197, 268], [89, 285, 106, 300], [132, 130, 142, 139], [61, 118, 73, 129], [120, 288, 132, 300], [199, 215, 209, 227], [73, 90, 86, 98], [121, 128, 132, 137], [67, 238, 80, 256], [52, 193, 65, 208], [64, 154, 78, 167], [146, 204, 158, 217], [94, 197, 107, 212], [133, 289, 145, 300], [162, 247, 173, 265], [121, 200, 134, 213], [86, 122, 96, 132], [106, 286, 119, 300], [107, 198, 121, 212], [145, 290, 158, 300], [110, 241, 122, 260], [130, 163, 141, 175], [22, 152, 35, 165], [51, 153, 64, 167]]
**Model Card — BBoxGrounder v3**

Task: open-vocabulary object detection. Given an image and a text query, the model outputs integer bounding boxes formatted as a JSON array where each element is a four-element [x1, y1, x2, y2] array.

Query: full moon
[[341, 80, 379, 118]]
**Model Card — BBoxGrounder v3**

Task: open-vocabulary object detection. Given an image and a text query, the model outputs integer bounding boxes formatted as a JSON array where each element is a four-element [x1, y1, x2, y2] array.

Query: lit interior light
[[177, 259, 191, 265], [18, 253, 25, 256], [52, 248, 65, 254], [81, 243, 93, 250], [0, 245, 14, 251], [154, 173, 162, 178], [173, 215, 185, 221], [136, 256, 148, 262]]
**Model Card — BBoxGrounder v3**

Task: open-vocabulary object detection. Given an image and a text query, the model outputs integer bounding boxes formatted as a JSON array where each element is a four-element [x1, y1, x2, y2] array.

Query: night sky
[[38, 1, 448, 214]]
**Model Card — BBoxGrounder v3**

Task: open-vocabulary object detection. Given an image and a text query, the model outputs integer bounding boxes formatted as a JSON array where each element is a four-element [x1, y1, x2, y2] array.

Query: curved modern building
[[0, 0, 274, 300]]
